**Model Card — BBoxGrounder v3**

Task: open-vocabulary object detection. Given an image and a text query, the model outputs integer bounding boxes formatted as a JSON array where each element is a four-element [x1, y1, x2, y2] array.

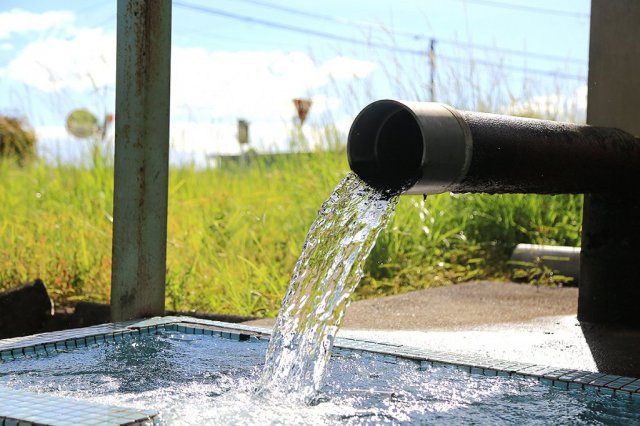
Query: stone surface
[[0, 279, 52, 339], [245, 281, 578, 329], [244, 280, 640, 377]]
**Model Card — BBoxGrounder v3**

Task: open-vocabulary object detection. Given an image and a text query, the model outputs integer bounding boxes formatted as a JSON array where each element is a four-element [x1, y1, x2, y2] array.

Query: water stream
[[258, 172, 398, 399]]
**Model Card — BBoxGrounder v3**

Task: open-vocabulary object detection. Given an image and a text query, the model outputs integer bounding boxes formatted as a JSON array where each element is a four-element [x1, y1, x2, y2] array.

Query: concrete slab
[[244, 281, 640, 377], [340, 315, 597, 372]]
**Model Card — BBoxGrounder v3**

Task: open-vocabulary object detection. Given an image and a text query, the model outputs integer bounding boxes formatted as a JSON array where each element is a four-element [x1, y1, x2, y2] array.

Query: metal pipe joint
[[347, 100, 640, 195]]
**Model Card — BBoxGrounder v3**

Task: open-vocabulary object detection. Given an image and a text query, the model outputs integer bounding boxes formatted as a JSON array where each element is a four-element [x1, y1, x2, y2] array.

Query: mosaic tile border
[[160, 317, 640, 401], [1, 315, 639, 425], [0, 317, 269, 426], [331, 338, 640, 400], [0, 388, 157, 426]]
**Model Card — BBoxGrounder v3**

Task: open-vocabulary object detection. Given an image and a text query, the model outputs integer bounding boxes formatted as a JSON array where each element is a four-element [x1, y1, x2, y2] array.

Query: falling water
[[259, 172, 398, 400]]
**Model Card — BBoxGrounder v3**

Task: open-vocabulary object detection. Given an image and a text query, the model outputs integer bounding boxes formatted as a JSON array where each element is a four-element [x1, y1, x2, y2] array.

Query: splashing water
[[258, 173, 398, 399]]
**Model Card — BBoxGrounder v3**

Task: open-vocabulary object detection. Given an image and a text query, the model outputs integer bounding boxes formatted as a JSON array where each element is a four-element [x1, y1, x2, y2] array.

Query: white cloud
[[35, 125, 69, 140], [320, 56, 377, 80], [6, 30, 376, 119], [170, 121, 284, 155], [0, 9, 75, 39], [9, 27, 376, 157], [5, 28, 116, 92], [170, 48, 376, 120]]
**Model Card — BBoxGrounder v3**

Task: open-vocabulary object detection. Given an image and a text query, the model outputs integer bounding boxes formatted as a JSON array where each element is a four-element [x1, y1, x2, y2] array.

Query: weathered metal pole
[[578, 0, 640, 325], [111, 0, 171, 321]]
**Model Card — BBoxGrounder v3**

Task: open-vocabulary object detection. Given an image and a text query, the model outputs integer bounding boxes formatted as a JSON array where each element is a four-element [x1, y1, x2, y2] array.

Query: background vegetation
[[0, 143, 582, 316], [0, 115, 37, 166]]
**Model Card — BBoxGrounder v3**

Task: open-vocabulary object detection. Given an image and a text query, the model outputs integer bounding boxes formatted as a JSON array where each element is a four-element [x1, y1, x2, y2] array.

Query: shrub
[[0, 115, 37, 165]]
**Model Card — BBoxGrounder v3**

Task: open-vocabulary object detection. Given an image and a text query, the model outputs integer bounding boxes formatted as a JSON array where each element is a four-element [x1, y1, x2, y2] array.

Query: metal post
[[578, 0, 640, 325], [111, 0, 172, 321]]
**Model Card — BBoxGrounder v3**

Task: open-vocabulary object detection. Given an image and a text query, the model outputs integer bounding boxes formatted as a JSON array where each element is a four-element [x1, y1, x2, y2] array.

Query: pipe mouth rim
[[347, 100, 424, 193]]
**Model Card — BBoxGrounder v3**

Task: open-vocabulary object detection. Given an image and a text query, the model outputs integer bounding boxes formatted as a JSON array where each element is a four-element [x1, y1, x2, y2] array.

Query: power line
[[231, 0, 586, 65], [173, 2, 431, 54], [438, 53, 583, 80], [449, 0, 590, 19], [234, 0, 380, 32], [437, 39, 586, 65], [173, 1, 585, 81]]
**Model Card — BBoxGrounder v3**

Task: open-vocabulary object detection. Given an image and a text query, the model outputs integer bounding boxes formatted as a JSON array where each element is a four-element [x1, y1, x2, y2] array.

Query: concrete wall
[[578, 0, 640, 325]]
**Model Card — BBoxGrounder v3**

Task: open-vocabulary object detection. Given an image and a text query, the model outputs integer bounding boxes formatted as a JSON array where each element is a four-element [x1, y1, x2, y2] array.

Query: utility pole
[[429, 38, 436, 102]]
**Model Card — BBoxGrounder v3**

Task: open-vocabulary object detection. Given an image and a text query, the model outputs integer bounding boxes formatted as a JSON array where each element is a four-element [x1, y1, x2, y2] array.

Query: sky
[[0, 0, 591, 165]]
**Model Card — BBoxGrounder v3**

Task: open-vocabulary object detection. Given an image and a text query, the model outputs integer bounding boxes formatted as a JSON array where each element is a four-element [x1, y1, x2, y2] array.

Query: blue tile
[[615, 390, 632, 399], [553, 380, 569, 390], [590, 375, 620, 387], [573, 373, 605, 384], [621, 381, 640, 392], [599, 387, 614, 396], [605, 377, 637, 390], [569, 382, 584, 391]]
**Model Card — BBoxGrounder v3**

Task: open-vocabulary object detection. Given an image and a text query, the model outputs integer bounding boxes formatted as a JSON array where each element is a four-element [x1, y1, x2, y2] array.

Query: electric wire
[[232, 0, 587, 64], [448, 0, 590, 19], [174, 1, 586, 81]]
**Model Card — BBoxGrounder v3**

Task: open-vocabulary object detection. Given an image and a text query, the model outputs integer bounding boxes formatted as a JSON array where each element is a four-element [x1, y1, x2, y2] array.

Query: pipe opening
[[348, 101, 424, 192]]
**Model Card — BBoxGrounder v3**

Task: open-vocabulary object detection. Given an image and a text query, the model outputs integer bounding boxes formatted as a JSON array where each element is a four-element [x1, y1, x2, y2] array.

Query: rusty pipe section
[[347, 100, 640, 195]]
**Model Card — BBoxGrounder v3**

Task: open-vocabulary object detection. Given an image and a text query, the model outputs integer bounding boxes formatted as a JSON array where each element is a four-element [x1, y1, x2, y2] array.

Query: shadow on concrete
[[580, 322, 640, 377]]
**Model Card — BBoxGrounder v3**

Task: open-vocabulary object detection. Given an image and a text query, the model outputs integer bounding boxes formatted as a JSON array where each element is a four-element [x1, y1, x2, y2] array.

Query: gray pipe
[[510, 244, 580, 286], [347, 100, 640, 195]]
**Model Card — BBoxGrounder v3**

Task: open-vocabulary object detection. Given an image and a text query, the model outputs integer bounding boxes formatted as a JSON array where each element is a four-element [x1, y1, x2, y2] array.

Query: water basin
[[0, 318, 639, 425]]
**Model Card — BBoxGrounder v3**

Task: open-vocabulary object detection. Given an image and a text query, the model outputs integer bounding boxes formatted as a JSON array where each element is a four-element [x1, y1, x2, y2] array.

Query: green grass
[[0, 150, 582, 316]]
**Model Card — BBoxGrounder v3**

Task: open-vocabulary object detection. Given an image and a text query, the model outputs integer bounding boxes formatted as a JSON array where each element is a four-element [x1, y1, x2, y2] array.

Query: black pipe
[[347, 100, 640, 194]]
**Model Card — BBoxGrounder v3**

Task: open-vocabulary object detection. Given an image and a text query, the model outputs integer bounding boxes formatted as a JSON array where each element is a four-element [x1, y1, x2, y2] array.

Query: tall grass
[[0, 145, 582, 316]]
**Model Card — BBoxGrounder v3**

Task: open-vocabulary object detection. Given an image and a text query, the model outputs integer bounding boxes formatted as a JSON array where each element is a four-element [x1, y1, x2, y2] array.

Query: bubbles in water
[[1, 331, 640, 425]]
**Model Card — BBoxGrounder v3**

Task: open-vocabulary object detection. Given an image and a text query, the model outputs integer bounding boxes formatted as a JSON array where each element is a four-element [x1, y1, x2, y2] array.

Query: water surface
[[1, 331, 638, 425]]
